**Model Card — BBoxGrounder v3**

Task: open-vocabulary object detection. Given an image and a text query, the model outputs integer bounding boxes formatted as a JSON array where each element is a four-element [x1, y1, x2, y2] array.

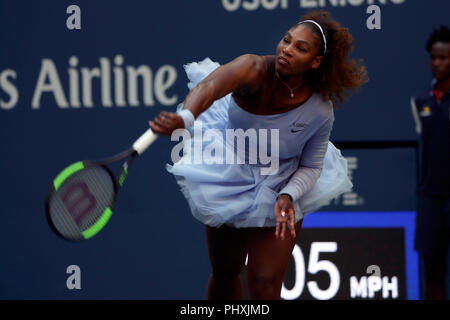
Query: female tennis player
[[149, 10, 367, 300]]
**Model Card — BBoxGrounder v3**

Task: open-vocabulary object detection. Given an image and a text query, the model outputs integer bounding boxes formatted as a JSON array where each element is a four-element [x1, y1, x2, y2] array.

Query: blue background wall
[[1, 0, 448, 299]]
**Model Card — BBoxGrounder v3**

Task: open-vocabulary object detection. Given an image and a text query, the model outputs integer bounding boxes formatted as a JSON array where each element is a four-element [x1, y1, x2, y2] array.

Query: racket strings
[[48, 166, 115, 240]]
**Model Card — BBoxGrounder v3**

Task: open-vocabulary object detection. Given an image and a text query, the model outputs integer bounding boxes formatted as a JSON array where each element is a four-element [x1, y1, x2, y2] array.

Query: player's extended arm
[[149, 54, 265, 135], [181, 54, 265, 118]]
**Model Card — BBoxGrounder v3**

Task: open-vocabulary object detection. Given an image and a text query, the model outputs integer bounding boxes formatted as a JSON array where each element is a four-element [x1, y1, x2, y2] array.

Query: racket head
[[45, 161, 119, 241]]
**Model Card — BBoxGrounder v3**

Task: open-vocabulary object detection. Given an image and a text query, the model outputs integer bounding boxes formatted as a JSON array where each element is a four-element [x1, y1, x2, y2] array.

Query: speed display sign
[[242, 211, 419, 300]]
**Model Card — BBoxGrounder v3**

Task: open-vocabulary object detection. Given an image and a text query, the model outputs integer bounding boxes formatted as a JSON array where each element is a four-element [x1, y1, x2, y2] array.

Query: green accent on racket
[[81, 207, 113, 239], [53, 161, 85, 191], [118, 167, 128, 186], [46, 128, 158, 241]]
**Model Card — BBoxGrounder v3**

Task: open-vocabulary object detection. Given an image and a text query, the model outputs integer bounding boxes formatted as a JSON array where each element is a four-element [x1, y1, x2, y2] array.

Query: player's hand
[[149, 111, 185, 135], [274, 194, 296, 240]]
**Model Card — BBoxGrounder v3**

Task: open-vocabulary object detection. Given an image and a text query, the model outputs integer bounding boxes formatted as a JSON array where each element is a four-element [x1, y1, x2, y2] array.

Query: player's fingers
[[155, 113, 166, 122], [280, 221, 286, 240], [149, 120, 169, 135], [149, 121, 160, 133], [154, 116, 170, 129], [165, 111, 177, 118], [275, 221, 280, 239], [289, 210, 296, 238], [160, 111, 178, 123], [158, 112, 184, 130], [158, 111, 169, 119], [149, 120, 163, 133]]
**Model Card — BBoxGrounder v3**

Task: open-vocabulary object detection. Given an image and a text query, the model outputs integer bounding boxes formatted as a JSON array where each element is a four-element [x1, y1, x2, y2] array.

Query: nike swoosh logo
[[291, 122, 307, 133]]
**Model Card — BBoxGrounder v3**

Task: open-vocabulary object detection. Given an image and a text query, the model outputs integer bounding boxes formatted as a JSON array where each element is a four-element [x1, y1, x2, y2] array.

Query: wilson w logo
[[61, 181, 96, 225]]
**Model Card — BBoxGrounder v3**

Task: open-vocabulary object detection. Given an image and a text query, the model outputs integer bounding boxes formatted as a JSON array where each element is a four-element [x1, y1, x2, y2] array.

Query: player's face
[[430, 41, 450, 81], [275, 25, 323, 77]]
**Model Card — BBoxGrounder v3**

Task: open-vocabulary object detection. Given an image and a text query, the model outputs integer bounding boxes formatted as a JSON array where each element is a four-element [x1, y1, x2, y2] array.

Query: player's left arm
[[278, 115, 334, 202]]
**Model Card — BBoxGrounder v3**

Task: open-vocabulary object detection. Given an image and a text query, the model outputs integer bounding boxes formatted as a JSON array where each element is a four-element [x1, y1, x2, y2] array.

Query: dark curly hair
[[426, 25, 450, 52], [292, 10, 368, 108]]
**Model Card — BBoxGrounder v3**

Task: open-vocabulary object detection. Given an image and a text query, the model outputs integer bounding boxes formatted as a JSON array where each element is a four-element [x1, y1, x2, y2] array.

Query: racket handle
[[132, 128, 158, 155]]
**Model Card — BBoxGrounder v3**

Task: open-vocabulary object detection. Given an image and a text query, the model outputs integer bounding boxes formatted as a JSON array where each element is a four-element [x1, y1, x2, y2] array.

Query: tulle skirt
[[166, 58, 353, 228]]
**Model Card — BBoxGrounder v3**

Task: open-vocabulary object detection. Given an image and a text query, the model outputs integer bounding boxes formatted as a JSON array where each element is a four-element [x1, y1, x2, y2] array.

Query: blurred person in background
[[411, 25, 450, 300]]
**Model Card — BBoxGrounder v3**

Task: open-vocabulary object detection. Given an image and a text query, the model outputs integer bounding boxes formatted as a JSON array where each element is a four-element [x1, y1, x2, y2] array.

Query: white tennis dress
[[166, 58, 352, 228]]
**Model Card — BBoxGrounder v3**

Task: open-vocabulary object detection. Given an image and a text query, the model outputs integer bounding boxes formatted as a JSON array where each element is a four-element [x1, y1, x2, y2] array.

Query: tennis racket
[[45, 128, 158, 241]]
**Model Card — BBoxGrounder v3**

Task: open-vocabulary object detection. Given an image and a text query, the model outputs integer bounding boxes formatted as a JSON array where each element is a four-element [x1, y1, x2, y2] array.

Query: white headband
[[298, 20, 327, 56]]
